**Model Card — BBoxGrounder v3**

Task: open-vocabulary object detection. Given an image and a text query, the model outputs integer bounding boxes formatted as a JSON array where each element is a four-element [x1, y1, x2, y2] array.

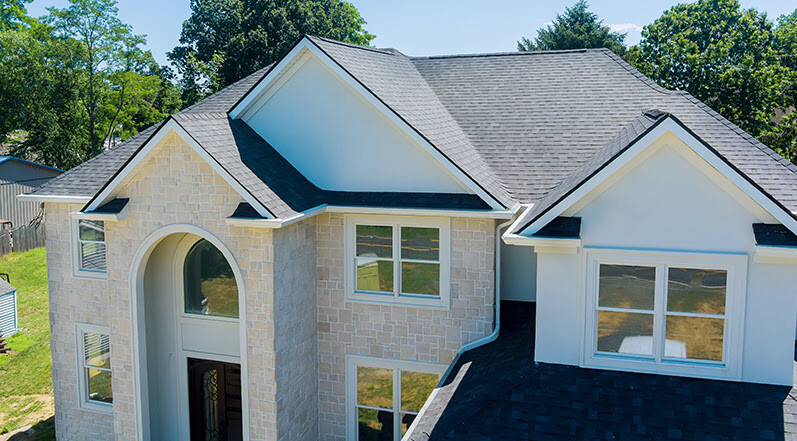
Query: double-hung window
[[347, 356, 446, 441], [345, 216, 450, 308], [584, 249, 746, 379], [74, 219, 107, 277], [76, 323, 113, 412]]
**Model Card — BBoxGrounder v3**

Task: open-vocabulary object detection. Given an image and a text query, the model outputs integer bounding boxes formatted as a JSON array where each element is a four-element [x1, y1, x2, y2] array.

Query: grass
[[0, 247, 55, 440]]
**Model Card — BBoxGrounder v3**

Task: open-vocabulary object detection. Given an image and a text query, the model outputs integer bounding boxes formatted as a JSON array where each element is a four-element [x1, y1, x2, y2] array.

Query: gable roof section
[[509, 112, 797, 237], [231, 36, 512, 210]]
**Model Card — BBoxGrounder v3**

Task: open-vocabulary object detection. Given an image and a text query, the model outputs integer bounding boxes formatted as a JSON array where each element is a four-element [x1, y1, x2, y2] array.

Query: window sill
[[583, 353, 738, 381], [346, 291, 449, 310], [73, 269, 107, 280], [79, 400, 113, 415]]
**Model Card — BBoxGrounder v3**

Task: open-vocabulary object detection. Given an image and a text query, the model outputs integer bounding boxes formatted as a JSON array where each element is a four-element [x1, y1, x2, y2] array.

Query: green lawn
[[0, 247, 55, 440]]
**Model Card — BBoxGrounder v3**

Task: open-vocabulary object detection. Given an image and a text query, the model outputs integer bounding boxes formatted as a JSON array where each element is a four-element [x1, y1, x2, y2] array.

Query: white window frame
[[75, 322, 113, 414], [582, 248, 747, 380], [344, 215, 451, 309], [345, 355, 446, 441], [71, 218, 107, 279]]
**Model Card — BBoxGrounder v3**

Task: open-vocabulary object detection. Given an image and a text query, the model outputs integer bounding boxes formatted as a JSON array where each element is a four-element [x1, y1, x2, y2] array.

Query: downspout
[[457, 209, 525, 354]]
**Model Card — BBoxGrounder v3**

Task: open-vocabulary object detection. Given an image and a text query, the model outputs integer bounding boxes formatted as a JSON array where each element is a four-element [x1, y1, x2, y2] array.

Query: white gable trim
[[229, 37, 505, 210], [16, 194, 91, 204], [84, 119, 274, 218], [518, 117, 797, 237]]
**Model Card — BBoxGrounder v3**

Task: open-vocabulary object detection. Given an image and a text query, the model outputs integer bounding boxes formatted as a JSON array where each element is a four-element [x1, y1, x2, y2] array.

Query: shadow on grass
[[6, 416, 54, 441]]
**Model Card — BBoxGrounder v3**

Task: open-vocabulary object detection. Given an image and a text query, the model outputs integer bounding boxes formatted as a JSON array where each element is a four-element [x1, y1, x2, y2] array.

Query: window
[[183, 239, 239, 318], [76, 323, 113, 412], [74, 219, 106, 276], [346, 216, 450, 308], [584, 249, 746, 379], [347, 357, 446, 441]]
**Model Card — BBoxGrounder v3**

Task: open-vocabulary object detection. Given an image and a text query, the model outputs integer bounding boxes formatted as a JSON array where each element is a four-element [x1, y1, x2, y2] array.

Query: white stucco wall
[[500, 241, 537, 302], [533, 134, 797, 385], [244, 54, 469, 194]]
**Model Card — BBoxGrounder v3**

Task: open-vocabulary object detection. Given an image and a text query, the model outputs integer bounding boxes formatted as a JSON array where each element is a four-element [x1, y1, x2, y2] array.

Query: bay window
[[585, 249, 746, 379]]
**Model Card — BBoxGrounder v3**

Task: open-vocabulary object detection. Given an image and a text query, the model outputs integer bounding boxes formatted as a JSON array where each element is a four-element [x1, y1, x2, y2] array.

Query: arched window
[[184, 239, 239, 318]]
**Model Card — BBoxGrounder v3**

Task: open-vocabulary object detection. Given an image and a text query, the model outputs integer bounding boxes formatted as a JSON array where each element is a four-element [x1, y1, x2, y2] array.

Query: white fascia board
[[71, 204, 128, 222], [502, 232, 581, 253], [229, 37, 505, 211], [16, 194, 91, 204], [753, 245, 797, 264], [519, 117, 797, 237], [227, 204, 519, 229], [85, 119, 273, 219]]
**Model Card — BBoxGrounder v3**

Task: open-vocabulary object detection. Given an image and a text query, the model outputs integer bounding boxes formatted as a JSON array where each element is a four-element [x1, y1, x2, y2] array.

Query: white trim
[[230, 38, 505, 210], [345, 355, 447, 441], [753, 245, 797, 264], [128, 224, 251, 441], [70, 204, 129, 222], [344, 215, 451, 309], [502, 232, 581, 253], [85, 121, 273, 219], [226, 204, 519, 229], [519, 118, 797, 237], [71, 218, 107, 280], [16, 194, 91, 204], [74, 322, 114, 414], [581, 248, 747, 381]]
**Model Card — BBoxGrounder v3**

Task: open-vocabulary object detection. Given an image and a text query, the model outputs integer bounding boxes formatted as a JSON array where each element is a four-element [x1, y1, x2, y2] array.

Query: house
[[18, 36, 797, 441], [0, 156, 63, 228], [0, 276, 17, 337]]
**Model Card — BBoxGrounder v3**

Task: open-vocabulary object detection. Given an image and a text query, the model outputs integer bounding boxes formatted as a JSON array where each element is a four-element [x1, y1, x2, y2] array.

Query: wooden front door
[[187, 358, 243, 441]]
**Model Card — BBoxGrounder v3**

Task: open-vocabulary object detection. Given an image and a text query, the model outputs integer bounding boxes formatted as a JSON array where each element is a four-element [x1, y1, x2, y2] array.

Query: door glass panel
[[665, 316, 724, 361], [184, 239, 239, 318], [356, 259, 393, 293], [356, 225, 393, 258], [358, 407, 393, 441], [598, 264, 655, 310], [357, 366, 392, 409], [188, 358, 242, 441], [597, 311, 654, 356], [400, 262, 440, 296], [400, 371, 438, 412], [400, 227, 439, 261], [667, 268, 727, 315]]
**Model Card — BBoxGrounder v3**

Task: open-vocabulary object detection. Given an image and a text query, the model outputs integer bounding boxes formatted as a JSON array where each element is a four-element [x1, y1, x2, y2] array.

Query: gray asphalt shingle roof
[[28, 37, 797, 221]]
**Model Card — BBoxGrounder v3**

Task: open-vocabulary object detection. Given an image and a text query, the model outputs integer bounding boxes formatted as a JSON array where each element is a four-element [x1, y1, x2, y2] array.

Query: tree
[[518, 1, 626, 55], [0, 0, 34, 30], [629, 0, 786, 137], [169, 0, 374, 106], [774, 9, 797, 106], [761, 9, 797, 162]]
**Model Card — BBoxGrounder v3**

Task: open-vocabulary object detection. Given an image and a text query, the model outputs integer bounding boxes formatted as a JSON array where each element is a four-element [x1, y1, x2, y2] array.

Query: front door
[[187, 358, 243, 441]]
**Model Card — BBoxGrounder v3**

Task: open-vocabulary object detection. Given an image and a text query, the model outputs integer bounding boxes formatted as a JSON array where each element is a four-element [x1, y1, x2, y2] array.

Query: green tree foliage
[[629, 0, 786, 137], [169, 0, 374, 106], [0, 0, 35, 30], [761, 9, 797, 161], [518, 1, 626, 55], [0, 0, 181, 169]]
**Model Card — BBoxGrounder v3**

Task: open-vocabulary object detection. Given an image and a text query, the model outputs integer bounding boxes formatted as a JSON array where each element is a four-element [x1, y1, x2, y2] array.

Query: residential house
[[19, 36, 797, 441]]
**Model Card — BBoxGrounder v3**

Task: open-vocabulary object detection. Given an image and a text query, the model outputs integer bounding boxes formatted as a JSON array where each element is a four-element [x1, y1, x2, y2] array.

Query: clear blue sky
[[26, 0, 797, 66]]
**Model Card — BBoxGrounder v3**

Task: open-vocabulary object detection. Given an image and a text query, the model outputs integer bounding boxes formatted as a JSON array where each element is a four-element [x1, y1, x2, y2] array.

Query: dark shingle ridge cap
[[410, 47, 602, 60], [306, 35, 399, 56], [602, 49, 797, 177]]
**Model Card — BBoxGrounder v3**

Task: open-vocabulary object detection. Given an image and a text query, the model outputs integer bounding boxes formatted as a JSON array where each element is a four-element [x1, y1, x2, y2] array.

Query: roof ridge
[[599, 49, 674, 95], [411, 47, 604, 60], [677, 91, 797, 176], [306, 35, 398, 56]]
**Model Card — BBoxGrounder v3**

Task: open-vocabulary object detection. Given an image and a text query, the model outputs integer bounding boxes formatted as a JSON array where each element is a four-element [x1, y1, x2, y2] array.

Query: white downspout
[[457, 214, 519, 353]]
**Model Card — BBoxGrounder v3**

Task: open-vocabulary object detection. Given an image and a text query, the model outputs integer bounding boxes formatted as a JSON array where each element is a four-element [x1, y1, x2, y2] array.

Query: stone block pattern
[[316, 214, 496, 440], [273, 220, 319, 441], [46, 131, 279, 441]]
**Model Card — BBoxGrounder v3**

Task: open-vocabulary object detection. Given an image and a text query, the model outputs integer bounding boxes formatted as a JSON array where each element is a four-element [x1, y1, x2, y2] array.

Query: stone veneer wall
[[45, 130, 280, 440], [273, 220, 319, 441], [316, 213, 496, 440]]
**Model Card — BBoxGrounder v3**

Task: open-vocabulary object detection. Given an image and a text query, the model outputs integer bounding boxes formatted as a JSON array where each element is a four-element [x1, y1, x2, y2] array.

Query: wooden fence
[[0, 221, 45, 256]]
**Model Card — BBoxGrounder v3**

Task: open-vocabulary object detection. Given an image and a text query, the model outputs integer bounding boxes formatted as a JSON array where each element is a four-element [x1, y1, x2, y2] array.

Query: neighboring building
[[0, 156, 62, 228], [0, 277, 17, 337], [18, 36, 797, 441]]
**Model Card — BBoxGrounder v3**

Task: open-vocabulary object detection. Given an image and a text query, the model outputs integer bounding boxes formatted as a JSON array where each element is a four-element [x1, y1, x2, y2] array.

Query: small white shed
[[0, 277, 17, 336]]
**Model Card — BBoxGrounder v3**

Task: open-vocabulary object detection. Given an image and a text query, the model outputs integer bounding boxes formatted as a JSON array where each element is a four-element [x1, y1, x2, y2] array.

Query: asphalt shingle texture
[[29, 38, 797, 221], [409, 302, 797, 441]]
